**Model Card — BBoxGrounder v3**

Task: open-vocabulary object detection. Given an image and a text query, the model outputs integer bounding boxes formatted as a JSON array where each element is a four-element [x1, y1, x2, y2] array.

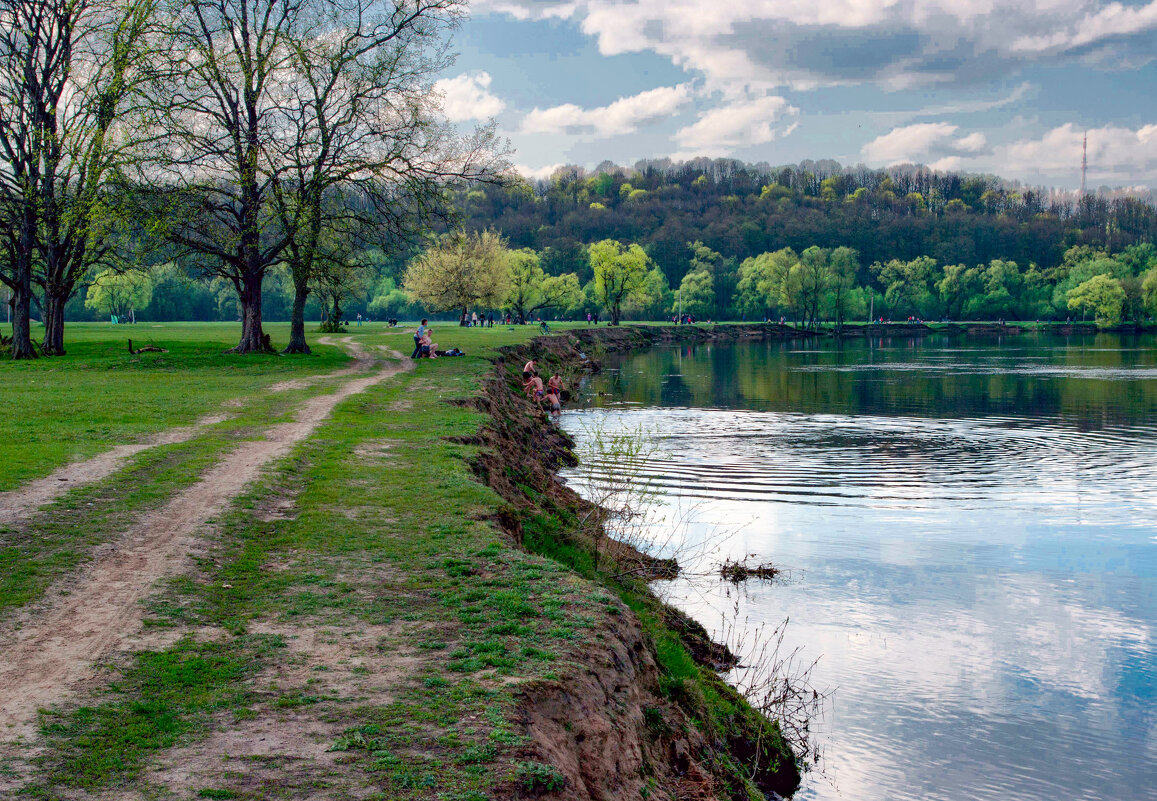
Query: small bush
[[515, 760, 566, 793]]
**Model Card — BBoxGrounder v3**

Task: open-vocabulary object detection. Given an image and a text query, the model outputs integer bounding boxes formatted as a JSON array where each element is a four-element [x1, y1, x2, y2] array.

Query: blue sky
[[433, 0, 1157, 190]]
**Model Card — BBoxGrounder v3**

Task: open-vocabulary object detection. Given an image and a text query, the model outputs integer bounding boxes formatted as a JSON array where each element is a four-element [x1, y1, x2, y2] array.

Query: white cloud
[[671, 96, 798, 157], [514, 163, 566, 181], [520, 84, 692, 137], [1012, 0, 1157, 53], [998, 122, 1157, 178], [478, 0, 1157, 92], [862, 122, 960, 164], [955, 132, 987, 152], [434, 72, 505, 122]]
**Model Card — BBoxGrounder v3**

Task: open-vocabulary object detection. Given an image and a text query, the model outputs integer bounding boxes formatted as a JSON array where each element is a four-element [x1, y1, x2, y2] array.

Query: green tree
[[504, 248, 582, 322], [675, 269, 714, 319], [403, 230, 511, 320], [590, 239, 651, 325], [84, 269, 153, 320], [796, 246, 829, 329], [827, 246, 859, 329], [1067, 274, 1126, 327], [873, 256, 936, 318], [1142, 267, 1157, 319], [735, 248, 798, 320]]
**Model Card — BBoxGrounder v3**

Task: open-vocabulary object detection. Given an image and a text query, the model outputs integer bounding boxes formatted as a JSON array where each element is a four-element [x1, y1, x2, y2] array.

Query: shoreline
[[471, 323, 813, 800]]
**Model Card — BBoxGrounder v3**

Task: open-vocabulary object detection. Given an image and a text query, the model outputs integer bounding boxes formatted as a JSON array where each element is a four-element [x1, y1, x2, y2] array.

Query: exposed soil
[[469, 327, 802, 800], [0, 413, 230, 526], [0, 344, 413, 743]]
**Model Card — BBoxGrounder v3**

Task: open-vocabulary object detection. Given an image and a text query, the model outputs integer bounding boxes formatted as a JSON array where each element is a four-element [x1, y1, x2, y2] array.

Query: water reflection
[[563, 333, 1157, 801]]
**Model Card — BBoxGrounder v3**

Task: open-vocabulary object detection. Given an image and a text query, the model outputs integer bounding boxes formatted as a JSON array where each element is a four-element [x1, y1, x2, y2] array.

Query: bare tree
[[0, 0, 155, 358], [272, 0, 509, 353], [146, 0, 301, 353], [0, 0, 62, 359]]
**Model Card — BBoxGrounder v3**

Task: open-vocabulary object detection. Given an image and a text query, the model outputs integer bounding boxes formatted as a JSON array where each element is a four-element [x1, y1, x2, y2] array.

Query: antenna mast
[[1081, 131, 1087, 194]]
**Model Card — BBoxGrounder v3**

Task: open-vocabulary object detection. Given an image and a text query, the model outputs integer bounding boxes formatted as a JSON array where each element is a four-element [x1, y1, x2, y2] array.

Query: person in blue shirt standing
[[411, 319, 427, 359]]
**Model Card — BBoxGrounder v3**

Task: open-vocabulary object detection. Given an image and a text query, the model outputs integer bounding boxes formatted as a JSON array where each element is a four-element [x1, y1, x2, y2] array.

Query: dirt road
[[0, 341, 410, 742]]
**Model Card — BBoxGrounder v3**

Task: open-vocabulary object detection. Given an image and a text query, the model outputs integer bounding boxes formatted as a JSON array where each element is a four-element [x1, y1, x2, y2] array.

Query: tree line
[[0, 0, 507, 359], [455, 159, 1157, 295], [384, 230, 1157, 330]]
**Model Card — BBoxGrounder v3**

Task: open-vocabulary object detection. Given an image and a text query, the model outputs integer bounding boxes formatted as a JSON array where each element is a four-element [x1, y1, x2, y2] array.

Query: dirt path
[[0, 337, 370, 525], [0, 413, 230, 527], [0, 342, 411, 742]]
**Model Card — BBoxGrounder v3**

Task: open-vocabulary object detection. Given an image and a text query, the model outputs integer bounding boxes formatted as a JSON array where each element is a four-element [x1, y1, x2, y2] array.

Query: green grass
[[5, 320, 796, 800], [0, 322, 349, 491]]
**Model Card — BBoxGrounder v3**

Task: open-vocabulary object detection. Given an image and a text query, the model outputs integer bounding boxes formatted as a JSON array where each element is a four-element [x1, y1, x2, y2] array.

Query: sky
[[430, 0, 1157, 191]]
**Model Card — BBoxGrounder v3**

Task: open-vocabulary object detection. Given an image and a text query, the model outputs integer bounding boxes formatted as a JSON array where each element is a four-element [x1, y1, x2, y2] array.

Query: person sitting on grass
[[417, 330, 437, 358]]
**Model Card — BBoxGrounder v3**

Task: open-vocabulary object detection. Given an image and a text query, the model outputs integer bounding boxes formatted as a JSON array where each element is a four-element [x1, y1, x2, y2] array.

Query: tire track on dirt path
[[0, 337, 367, 526], [0, 342, 413, 742], [0, 413, 231, 527]]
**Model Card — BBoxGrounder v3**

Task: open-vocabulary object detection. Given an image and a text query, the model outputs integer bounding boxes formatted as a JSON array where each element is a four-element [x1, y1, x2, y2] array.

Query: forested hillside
[[61, 158, 1157, 328]]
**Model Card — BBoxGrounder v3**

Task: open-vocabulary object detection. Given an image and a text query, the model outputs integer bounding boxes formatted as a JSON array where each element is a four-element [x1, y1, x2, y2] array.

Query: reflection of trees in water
[[587, 333, 1157, 426]]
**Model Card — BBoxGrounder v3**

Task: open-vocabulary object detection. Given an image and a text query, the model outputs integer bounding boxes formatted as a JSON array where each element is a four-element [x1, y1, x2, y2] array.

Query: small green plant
[[515, 760, 566, 793]]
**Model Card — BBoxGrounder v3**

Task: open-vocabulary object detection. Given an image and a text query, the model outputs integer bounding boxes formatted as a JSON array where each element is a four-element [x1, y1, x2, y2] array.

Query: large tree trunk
[[232, 274, 271, 353], [284, 272, 311, 354], [41, 292, 67, 356], [9, 275, 36, 359], [611, 302, 621, 326]]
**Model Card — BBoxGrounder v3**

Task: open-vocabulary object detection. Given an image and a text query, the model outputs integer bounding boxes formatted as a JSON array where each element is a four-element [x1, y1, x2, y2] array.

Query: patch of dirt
[[351, 439, 397, 460], [0, 413, 232, 527], [141, 621, 421, 799], [268, 337, 379, 392], [0, 345, 414, 743]]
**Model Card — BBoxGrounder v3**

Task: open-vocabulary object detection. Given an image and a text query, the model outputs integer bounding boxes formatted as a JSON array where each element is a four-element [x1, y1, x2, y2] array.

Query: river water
[[560, 332, 1157, 801]]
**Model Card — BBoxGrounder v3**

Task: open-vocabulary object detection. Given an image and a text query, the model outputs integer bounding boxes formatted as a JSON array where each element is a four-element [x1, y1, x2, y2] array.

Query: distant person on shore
[[587, 312, 592, 326], [411, 319, 428, 359], [488, 312, 495, 327]]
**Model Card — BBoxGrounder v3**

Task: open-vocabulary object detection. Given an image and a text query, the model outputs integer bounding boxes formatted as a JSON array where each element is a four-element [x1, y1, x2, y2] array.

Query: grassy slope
[[3, 321, 795, 801]]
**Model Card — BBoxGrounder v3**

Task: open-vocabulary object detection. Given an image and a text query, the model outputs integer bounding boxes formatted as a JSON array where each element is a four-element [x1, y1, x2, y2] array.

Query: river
[[560, 331, 1157, 801]]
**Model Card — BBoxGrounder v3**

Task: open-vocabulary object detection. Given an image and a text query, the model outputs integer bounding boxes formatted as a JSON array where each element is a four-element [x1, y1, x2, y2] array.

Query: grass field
[[0, 320, 632, 799], [0, 318, 801, 800]]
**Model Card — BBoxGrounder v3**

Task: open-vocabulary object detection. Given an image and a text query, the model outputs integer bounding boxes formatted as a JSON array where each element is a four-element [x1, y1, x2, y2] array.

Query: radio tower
[[1080, 131, 1087, 194]]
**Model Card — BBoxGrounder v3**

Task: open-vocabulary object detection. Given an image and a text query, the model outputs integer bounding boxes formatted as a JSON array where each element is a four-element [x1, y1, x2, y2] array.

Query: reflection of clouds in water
[[567, 407, 1157, 527], [564, 337, 1157, 801], [790, 362, 1157, 380]]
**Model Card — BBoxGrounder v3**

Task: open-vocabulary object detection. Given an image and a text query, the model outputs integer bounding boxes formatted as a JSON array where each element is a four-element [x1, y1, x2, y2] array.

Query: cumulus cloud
[[477, 0, 1157, 91], [998, 122, 1157, 179], [861, 122, 987, 164], [672, 96, 799, 157], [866, 122, 1157, 186], [520, 84, 692, 137], [434, 72, 506, 122], [514, 163, 567, 181]]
